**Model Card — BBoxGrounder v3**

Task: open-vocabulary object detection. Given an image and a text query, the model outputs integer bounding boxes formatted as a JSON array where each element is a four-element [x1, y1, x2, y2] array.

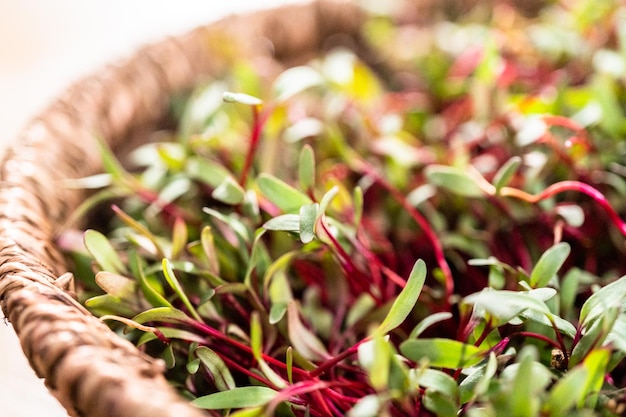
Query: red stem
[[357, 163, 454, 305], [239, 105, 267, 187], [502, 181, 626, 236], [309, 340, 363, 378]]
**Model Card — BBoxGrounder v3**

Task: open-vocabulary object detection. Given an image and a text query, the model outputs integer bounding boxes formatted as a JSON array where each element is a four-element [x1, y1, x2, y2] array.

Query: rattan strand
[[0, 2, 363, 416]]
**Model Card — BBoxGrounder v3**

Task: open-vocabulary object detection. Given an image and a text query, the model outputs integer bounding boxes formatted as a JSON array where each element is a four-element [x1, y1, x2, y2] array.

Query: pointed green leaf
[[84, 229, 126, 274], [299, 203, 318, 244], [580, 275, 626, 326], [171, 217, 188, 260], [263, 214, 300, 232], [493, 156, 522, 193], [196, 346, 236, 391], [555, 204, 585, 227], [463, 288, 553, 325], [162, 258, 202, 322], [201, 226, 220, 275], [459, 353, 498, 404], [132, 307, 193, 325], [544, 366, 589, 416], [416, 368, 459, 399], [509, 347, 541, 417], [375, 259, 426, 336], [570, 306, 619, 367], [212, 175, 245, 205], [257, 173, 312, 213], [424, 165, 485, 197], [222, 91, 263, 106], [130, 251, 171, 308], [94, 271, 136, 299], [192, 386, 278, 409], [409, 312, 453, 339], [186, 157, 230, 188], [299, 144, 316, 193], [137, 327, 205, 346], [358, 337, 392, 391], [111, 205, 166, 258], [95, 137, 130, 180], [347, 394, 382, 417], [529, 242, 570, 288], [579, 348, 611, 408], [273, 66, 325, 102], [400, 338, 482, 368], [287, 301, 329, 361], [423, 389, 458, 417]]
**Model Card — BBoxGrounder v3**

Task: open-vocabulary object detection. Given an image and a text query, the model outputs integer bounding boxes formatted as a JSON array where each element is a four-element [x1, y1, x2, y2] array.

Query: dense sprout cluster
[[63, 0, 626, 415]]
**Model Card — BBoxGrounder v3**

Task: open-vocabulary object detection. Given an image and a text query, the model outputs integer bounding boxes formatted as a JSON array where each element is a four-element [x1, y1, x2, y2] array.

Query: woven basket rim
[[0, 2, 365, 416]]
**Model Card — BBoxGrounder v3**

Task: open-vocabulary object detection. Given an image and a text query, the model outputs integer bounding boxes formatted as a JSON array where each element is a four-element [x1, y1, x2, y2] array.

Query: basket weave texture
[[0, 2, 364, 416]]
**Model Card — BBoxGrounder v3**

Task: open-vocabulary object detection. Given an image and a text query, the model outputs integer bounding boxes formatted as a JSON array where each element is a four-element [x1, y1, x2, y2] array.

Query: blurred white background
[[0, 1, 304, 415]]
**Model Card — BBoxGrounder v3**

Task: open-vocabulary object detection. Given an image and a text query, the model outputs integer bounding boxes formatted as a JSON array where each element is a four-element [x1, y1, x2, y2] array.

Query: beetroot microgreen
[[60, 1, 626, 415]]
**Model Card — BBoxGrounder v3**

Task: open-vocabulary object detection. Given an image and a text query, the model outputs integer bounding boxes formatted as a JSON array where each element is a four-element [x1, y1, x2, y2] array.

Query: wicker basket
[[0, 2, 367, 416]]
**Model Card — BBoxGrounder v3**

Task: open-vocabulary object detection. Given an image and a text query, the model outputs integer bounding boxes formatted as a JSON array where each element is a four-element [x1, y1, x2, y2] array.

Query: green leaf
[[192, 386, 278, 409], [250, 312, 287, 388], [298, 144, 316, 193], [415, 368, 459, 399], [555, 204, 585, 227], [493, 156, 522, 193], [201, 226, 220, 275], [186, 157, 230, 188], [357, 337, 392, 391], [203, 207, 253, 245], [423, 389, 458, 417], [84, 229, 126, 274], [346, 294, 376, 328], [509, 347, 542, 417], [353, 186, 364, 227], [579, 348, 611, 408], [84, 294, 137, 317], [459, 353, 498, 404], [195, 346, 236, 391], [130, 251, 172, 308], [529, 242, 570, 288], [463, 288, 553, 325], [519, 308, 577, 338], [273, 66, 325, 102], [111, 205, 166, 259], [569, 306, 618, 367], [299, 203, 318, 244], [286, 118, 324, 144], [222, 91, 263, 106], [132, 307, 193, 325], [170, 217, 188, 260], [579, 275, 626, 326], [409, 312, 453, 339], [287, 300, 329, 361], [375, 259, 426, 336], [162, 258, 202, 322], [263, 214, 300, 232], [257, 173, 312, 213], [95, 137, 130, 180], [400, 338, 482, 368], [347, 395, 382, 417], [212, 176, 245, 205], [264, 251, 296, 324], [94, 271, 136, 299], [424, 165, 485, 197], [137, 327, 205, 345], [544, 366, 589, 417]]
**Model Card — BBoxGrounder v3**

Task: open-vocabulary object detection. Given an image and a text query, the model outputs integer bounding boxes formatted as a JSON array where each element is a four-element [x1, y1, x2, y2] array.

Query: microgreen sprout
[[62, 1, 626, 415]]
